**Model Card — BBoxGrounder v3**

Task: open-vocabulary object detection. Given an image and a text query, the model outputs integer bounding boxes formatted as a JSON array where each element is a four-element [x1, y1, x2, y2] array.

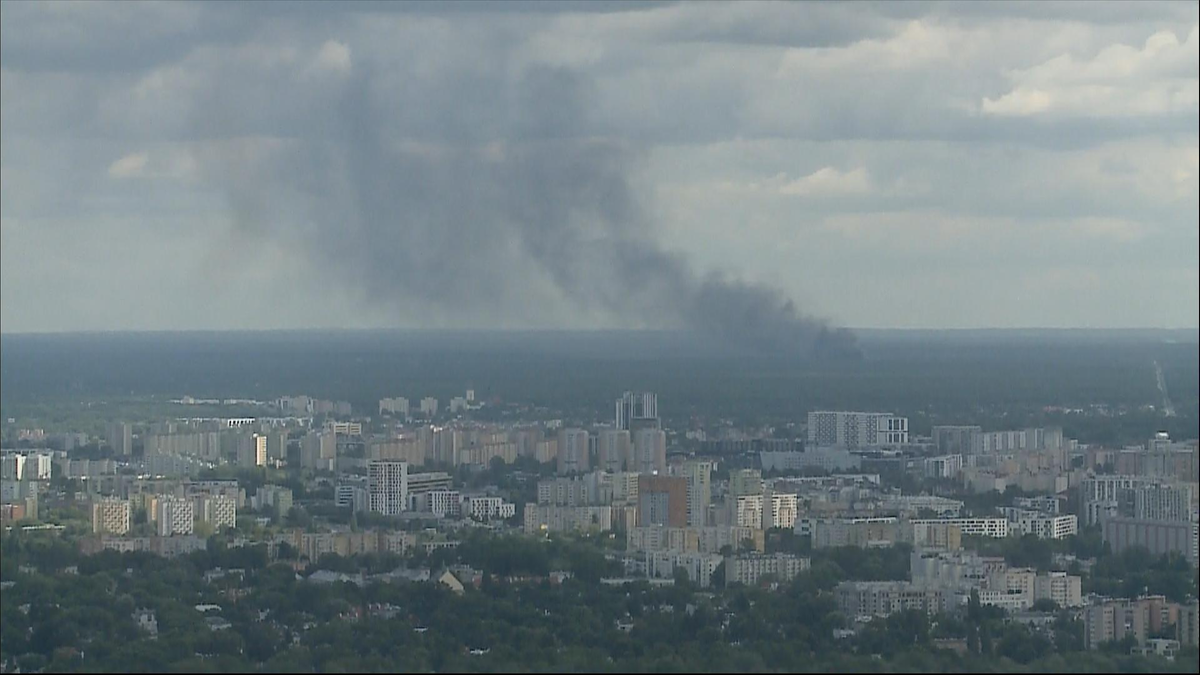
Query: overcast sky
[[2, 0, 1197, 333]]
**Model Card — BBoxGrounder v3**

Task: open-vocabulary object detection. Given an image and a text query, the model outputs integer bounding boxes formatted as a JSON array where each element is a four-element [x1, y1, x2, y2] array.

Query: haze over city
[[1, 3, 1199, 674], [1, 0, 1197, 335]]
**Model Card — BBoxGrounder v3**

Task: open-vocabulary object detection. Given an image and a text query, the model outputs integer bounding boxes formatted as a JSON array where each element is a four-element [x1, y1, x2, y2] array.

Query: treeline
[[3, 529, 1198, 673]]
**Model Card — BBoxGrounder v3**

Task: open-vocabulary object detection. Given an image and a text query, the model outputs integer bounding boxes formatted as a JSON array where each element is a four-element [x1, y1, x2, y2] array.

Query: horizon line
[[3, 326, 1199, 337]]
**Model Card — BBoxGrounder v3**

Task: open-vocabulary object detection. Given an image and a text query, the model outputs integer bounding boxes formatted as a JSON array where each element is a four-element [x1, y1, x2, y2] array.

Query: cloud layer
[[1, 0, 1196, 332]]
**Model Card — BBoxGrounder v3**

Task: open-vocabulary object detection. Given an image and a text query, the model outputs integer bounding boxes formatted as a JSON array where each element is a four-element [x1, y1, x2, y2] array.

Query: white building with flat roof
[[807, 411, 908, 448], [367, 460, 409, 515], [725, 553, 810, 586], [911, 517, 1008, 538]]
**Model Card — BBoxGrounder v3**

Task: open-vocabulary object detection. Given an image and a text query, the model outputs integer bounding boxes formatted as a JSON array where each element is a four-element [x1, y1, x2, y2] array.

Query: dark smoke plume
[[203, 61, 859, 360]]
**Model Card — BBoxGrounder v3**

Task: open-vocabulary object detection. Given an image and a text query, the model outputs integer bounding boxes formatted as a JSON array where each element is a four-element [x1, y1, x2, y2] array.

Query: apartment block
[[196, 495, 237, 530], [836, 581, 956, 619], [523, 503, 613, 534], [638, 475, 688, 528], [92, 498, 131, 535], [807, 411, 909, 448], [156, 497, 195, 536], [725, 553, 811, 587], [367, 460, 409, 515]]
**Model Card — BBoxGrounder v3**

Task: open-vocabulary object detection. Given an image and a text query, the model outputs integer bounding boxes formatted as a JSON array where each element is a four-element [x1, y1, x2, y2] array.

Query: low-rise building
[[646, 551, 723, 587], [836, 581, 959, 619], [725, 553, 811, 587]]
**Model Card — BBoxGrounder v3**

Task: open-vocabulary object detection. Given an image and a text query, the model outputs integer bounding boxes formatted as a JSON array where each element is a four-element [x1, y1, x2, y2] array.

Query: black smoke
[[202, 60, 860, 360]]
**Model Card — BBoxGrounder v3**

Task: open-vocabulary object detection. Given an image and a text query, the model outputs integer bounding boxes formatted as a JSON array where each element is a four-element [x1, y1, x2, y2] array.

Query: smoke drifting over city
[[206, 63, 859, 359]]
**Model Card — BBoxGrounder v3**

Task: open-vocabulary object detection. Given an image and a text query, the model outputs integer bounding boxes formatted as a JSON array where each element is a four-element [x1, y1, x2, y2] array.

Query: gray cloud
[[1, 1, 1196, 333]]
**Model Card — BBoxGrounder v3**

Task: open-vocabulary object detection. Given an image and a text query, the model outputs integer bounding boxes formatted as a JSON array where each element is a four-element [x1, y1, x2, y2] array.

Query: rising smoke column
[[201, 54, 859, 359]]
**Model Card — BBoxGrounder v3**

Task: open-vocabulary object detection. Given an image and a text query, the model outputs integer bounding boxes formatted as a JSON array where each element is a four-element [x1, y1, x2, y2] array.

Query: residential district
[[1, 392, 1197, 671]]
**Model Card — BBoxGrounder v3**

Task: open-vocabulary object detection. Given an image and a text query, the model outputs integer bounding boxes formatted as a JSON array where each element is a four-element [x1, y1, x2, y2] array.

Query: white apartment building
[[725, 553, 811, 586], [1003, 509, 1078, 539], [910, 549, 1006, 589], [1034, 571, 1083, 608], [156, 497, 195, 536], [615, 391, 658, 430], [251, 485, 293, 517], [1080, 475, 1160, 503], [611, 472, 640, 504], [764, 492, 799, 529], [1, 452, 54, 481], [427, 490, 462, 518], [879, 495, 964, 517], [92, 498, 131, 535], [730, 494, 764, 528], [646, 551, 722, 587], [557, 429, 591, 475], [407, 471, 452, 495], [760, 448, 861, 472], [626, 525, 763, 554], [836, 581, 956, 619], [1122, 483, 1194, 522], [301, 430, 337, 471], [1013, 496, 1060, 514], [807, 411, 909, 448], [379, 397, 410, 418], [196, 495, 237, 530], [523, 503, 612, 534], [597, 429, 632, 473], [419, 397, 439, 417], [911, 517, 1009, 538], [678, 460, 713, 528], [107, 422, 133, 456], [335, 484, 370, 513], [237, 433, 267, 468], [632, 428, 666, 474], [324, 421, 362, 436], [462, 496, 515, 521], [367, 460, 409, 515], [924, 455, 964, 479]]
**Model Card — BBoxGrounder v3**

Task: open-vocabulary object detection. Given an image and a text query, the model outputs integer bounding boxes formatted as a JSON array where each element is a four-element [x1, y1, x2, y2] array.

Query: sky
[[1, 0, 1197, 333]]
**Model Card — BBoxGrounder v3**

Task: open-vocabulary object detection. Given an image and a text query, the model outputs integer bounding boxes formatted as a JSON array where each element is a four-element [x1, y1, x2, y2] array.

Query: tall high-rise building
[[1118, 483, 1194, 522], [301, 430, 337, 471], [632, 428, 667, 474], [807, 411, 908, 448], [597, 429, 631, 473], [107, 422, 133, 456], [238, 433, 267, 468], [156, 497, 195, 536], [266, 430, 288, 462], [557, 429, 590, 475], [368, 460, 409, 515], [677, 459, 713, 527], [637, 475, 687, 528], [616, 391, 658, 431], [195, 495, 237, 530]]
